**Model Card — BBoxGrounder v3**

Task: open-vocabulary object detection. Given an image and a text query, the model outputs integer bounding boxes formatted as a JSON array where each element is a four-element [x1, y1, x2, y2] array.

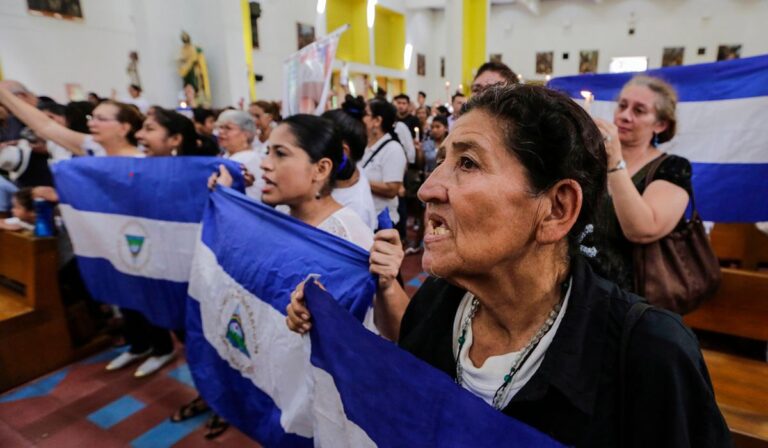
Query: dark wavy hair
[[367, 99, 397, 134], [280, 114, 354, 194], [150, 107, 200, 156], [464, 85, 607, 257]]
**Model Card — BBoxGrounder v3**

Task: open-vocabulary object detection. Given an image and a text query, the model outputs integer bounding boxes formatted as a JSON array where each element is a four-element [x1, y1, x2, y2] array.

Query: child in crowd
[[0, 187, 35, 232]]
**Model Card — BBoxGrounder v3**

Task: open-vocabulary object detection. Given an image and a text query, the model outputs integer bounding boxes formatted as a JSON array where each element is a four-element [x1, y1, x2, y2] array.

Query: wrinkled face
[[430, 121, 447, 141], [136, 116, 176, 157], [248, 105, 273, 133], [613, 85, 668, 147], [451, 96, 467, 116], [471, 71, 507, 96], [216, 121, 249, 152], [87, 103, 128, 144], [394, 98, 410, 116], [11, 198, 35, 224], [259, 124, 321, 206], [418, 110, 542, 278]]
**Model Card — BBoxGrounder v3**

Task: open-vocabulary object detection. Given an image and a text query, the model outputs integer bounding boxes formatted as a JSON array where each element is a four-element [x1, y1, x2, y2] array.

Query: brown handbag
[[632, 154, 722, 315]]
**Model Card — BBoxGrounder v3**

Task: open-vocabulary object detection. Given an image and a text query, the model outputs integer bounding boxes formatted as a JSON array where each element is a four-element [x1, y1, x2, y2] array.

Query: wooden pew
[[685, 268, 768, 447], [710, 223, 768, 270], [0, 230, 74, 392]]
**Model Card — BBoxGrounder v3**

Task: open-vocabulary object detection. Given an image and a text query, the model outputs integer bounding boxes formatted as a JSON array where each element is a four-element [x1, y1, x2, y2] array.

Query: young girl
[[0, 188, 35, 232]]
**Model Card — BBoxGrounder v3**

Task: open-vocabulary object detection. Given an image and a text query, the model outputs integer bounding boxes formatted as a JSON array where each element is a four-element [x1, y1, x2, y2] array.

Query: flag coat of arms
[[548, 54, 768, 222], [52, 156, 244, 329]]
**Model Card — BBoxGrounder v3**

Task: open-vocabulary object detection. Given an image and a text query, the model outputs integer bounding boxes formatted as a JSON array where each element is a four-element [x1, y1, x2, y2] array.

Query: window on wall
[[609, 57, 648, 73], [249, 1, 261, 49]]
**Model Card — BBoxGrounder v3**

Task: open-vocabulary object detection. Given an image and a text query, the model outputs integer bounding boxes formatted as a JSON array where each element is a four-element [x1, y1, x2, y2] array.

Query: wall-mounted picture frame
[[717, 45, 741, 61], [490, 53, 502, 63], [536, 51, 553, 75], [297, 23, 316, 50], [662, 47, 685, 67], [579, 50, 598, 73], [440, 57, 445, 78], [27, 0, 83, 20], [416, 54, 426, 76]]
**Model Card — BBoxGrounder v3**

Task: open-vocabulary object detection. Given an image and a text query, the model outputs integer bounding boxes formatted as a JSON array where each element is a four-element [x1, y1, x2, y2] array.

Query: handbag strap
[[642, 153, 700, 220], [362, 137, 394, 169], [619, 301, 652, 447]]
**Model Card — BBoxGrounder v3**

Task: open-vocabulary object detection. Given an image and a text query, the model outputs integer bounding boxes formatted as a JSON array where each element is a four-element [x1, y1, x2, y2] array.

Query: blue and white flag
[[304, 282, 564, 448], [185, 186, 377, 447], [52, 156, 244, 329], [548, 54, 768, 222]]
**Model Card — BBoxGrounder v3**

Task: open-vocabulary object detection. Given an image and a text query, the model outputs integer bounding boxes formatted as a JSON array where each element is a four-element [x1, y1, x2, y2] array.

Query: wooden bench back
[[0, 231, 59, 309], [684, 268, 768, 342], [710, 223, 768, 270]]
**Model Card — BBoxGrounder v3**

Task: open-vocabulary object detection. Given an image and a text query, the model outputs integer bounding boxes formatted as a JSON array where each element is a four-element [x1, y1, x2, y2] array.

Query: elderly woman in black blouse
[[288, 85, 730, 447]]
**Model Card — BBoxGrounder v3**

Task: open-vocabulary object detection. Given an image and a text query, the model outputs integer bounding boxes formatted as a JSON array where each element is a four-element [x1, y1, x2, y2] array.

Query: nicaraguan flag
[[185, 186, 376, 447], [303, 282, 564, 448], [52, 156, 244, 329], [186, 187, 563, 447], [548, 54, 768, 222]]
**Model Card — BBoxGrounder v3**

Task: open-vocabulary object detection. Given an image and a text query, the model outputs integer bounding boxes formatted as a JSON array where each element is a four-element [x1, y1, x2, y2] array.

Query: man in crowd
[[447, 92, 466, 131]]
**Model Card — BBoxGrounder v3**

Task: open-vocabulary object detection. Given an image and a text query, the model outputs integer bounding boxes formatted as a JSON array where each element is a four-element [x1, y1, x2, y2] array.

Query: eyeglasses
[[86, 114, 118, 123]]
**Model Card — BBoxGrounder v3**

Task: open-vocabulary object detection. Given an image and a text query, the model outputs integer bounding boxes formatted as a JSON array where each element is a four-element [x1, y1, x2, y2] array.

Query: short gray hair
[[216, 110, 257, 143]]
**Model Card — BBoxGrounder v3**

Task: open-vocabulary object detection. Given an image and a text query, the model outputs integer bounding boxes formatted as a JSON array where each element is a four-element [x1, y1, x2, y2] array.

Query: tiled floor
[[0, 251, 427, 447]]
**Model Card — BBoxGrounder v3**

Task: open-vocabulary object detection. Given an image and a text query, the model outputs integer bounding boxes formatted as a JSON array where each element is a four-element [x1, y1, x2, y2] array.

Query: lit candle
[[180, 101, 188, 108], [414, 127, 420, 141], [580, 90, 594, 114]]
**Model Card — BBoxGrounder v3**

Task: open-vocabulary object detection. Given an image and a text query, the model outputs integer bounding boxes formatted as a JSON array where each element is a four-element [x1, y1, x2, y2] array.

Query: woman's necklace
[[455, 279, 569, 410]]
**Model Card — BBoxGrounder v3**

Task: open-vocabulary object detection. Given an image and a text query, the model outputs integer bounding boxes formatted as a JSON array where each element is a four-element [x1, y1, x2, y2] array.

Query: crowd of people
[[0, 58, 732, 446]]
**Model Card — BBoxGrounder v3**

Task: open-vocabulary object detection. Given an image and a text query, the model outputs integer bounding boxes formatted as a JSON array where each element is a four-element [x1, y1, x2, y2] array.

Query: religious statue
[[127, 51, 141, 88], [177, 31, 211, 106]]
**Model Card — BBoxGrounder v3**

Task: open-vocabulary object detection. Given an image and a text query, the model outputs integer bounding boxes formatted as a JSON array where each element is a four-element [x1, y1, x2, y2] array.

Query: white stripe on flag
[[187, 242, 375, 446], [589, 96, 768, 164], [59, 204, 200, 283]]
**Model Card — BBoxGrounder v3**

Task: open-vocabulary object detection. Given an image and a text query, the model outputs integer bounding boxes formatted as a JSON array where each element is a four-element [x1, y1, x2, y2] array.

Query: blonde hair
[[623, 75, 678, 144]]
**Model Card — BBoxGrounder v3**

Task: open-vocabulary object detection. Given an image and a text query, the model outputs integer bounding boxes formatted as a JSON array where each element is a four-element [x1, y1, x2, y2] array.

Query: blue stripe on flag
[[548, 54, 768, 102], [692, 162, 768, 222], [76, 257, 189, 329], [304, 282, 565, 447], [52, 156, 245, 222]]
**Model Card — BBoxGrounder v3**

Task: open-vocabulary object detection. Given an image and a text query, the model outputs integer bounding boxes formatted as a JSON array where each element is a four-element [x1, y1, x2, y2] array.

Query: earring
[[652, 132, 660, 147], [315, 190, 322, 199]]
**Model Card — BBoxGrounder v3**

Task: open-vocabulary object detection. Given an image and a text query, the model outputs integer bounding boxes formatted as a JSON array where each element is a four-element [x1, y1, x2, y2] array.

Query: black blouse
[[591, 154, 693, 292], [398, 256, 730, 447]]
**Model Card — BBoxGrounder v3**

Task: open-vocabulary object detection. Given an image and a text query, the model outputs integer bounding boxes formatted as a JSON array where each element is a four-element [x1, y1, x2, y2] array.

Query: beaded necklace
[[455, 279, 569, 410]]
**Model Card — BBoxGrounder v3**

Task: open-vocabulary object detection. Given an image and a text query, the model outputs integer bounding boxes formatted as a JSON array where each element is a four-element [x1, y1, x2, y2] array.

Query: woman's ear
[[314, 157, 334, 184], [120, 122, 133, 140], [536, 179, 582, 245], [653, 119, 669, 135], [167, 134, 183, 150]]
